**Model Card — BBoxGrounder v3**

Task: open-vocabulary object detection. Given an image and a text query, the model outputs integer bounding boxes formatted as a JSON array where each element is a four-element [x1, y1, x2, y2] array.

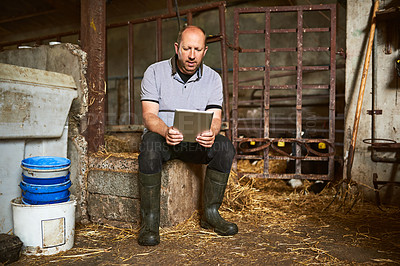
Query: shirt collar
[[170, 54, 203, 80]]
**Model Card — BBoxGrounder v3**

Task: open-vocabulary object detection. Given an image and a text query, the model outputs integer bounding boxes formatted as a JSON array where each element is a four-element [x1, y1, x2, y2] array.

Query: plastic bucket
[[11, 197, 76, 255], [23, 172, 70, 185], [21, 156, 70, 178], [22, 167, 70, 179], [21, 156, 71, 170], [20, 180, 71, 205]]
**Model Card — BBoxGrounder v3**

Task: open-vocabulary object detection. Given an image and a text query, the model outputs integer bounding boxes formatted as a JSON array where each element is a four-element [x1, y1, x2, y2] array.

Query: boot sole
[[138, 232, 160, 246], [200, 220, 238, 236], [138, 238, 160, 246]]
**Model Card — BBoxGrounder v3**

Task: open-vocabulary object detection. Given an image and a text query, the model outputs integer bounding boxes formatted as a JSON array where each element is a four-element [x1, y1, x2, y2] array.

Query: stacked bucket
[[20, 156, 71, 205]]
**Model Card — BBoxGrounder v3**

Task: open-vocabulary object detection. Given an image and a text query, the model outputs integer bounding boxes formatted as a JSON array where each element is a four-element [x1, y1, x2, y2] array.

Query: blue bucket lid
[[21, 156, 71, 170]]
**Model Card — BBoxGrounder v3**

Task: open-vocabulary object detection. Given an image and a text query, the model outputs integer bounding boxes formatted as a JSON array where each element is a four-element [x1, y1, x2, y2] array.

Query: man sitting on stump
[[138, 25, 238, 246]]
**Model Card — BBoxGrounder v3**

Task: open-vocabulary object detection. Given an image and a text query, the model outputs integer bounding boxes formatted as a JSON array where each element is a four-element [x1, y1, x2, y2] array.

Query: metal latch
[[367, 110, 382, 115]]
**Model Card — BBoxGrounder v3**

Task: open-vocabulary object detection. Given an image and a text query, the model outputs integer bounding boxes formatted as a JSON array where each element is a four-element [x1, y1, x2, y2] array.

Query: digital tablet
[[173, 109, 214, 142]]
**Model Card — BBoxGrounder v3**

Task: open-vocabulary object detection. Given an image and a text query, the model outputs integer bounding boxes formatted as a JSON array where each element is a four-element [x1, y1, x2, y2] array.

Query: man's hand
[[196, 130, 215, 148], [165, 127, 183, 145]]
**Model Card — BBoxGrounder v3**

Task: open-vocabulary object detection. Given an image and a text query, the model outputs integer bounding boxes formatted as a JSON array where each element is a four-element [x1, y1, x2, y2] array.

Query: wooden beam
[[0, 9, 56, 24], [81, 0, 106, 153]]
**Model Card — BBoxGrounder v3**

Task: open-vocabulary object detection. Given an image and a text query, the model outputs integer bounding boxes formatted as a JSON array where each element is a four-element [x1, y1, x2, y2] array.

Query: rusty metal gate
[[232, 5, 337, 180]]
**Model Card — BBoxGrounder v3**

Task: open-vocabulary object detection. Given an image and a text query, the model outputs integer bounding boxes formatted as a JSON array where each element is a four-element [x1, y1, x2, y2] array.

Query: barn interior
[[0, 0, 399, 264]]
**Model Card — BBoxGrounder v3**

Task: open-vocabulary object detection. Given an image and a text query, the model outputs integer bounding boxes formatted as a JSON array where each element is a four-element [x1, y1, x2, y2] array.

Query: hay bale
[[105, 135, 131, 153], [237, 158, 287, 174]]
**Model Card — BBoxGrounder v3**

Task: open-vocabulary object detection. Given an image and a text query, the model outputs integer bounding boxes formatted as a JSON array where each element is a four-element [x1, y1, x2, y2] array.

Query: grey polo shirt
[[141, 56, 223, 127]]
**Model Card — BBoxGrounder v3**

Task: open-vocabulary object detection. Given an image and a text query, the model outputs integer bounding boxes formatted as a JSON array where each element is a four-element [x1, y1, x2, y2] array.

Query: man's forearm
[[143, 113, 169, 138], [210, 117, 221, 136]]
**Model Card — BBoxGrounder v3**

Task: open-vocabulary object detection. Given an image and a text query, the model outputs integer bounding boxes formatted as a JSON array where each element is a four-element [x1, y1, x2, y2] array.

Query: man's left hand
[[196, 130, 215, 148]]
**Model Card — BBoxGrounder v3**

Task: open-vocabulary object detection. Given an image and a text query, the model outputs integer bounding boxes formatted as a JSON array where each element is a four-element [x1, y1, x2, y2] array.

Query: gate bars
[[232, 5, 337, 180], [107, 1, 230, 130]]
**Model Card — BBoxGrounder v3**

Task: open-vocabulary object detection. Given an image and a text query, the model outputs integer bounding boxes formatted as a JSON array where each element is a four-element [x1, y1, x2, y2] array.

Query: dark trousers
[[138, 131, 236, 174]]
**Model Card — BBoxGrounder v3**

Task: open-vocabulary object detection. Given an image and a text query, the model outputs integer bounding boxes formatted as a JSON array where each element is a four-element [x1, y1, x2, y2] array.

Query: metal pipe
[[0, 29, 80, 47], [232, 8, 240, 173], [81, 0, 107, 152], [156, 18, 163, 61], [236, 4, 336, 14], [218, 4, 231, 139], [167, 0, 173, 15], [329, 4, 337, 180], [187, 12, 193, 25], [107, 2, 225, 28], [128, 22, 135, 124], [264, 10, 271, 174], [237, 172, 332, 181], [295, 9, 304, 177]]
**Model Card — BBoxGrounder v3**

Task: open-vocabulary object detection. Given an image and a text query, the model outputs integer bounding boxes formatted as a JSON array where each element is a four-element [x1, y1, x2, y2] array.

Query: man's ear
[[174, 42, 179, 54], [203, 45, 208, 56]]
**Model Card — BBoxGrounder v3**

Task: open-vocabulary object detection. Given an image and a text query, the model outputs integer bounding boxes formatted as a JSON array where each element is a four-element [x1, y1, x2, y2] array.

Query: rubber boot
[[201, 168, 238, 236], [138, 172, 161, 246]]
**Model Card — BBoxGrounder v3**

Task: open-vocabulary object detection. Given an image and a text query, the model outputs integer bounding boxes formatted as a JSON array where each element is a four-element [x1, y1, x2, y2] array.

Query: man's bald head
[[176, 25, 207, 47]]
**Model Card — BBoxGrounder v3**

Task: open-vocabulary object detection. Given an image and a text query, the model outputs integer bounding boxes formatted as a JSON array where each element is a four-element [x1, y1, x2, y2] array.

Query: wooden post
[[81, 0, 107, 153]]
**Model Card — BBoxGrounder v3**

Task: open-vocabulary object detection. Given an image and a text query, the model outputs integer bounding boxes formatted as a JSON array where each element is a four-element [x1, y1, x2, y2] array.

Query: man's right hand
[[165, 127, 183, 145]]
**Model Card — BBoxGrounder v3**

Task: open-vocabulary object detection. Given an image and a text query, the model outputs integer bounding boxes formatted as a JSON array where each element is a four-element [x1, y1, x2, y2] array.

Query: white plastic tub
[[0, 63, 78, 139], [11, 197, 76, 255]]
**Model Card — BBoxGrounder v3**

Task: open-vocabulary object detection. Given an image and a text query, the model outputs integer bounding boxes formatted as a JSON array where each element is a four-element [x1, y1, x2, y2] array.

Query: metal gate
[[232, 5, 337, 180]]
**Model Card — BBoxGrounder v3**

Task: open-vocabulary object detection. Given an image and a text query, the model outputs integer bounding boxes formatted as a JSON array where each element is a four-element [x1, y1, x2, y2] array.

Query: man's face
[[174, 27, 208, 75]]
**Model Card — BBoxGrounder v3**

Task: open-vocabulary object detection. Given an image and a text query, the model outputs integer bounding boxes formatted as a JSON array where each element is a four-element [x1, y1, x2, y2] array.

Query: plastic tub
[[21, 156, 71, 178], [21, 156, 71, 170], [11, 197, 76, 255], [22, 167, 70, 179], [22, 192, 71, 205], [22, 172, 70, 185], [20, 180, 71, 205]]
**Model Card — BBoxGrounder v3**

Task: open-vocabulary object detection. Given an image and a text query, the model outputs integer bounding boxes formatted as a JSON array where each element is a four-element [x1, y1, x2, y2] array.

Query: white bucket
[[11, 197, 76, 255]]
